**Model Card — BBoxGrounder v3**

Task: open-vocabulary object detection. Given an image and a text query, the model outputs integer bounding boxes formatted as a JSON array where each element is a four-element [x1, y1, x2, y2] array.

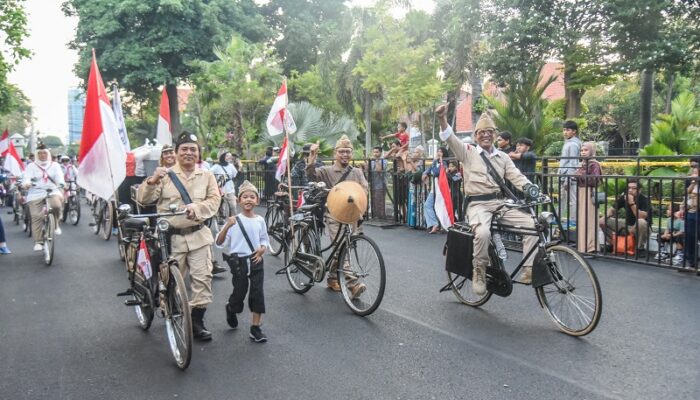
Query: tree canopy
[[0, 0, 31, 115]]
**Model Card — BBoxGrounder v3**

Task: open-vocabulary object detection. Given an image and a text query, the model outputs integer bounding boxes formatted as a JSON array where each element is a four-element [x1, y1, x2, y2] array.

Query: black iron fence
[[237, 155, 700, 271]]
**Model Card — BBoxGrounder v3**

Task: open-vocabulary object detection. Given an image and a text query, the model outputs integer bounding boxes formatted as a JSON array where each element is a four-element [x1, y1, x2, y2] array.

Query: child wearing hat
[[215, 180, 270, 342]]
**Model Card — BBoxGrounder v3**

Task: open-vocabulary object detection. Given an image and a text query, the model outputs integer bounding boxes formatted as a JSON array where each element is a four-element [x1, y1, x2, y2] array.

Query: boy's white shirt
[[219, 213, 270, 257]]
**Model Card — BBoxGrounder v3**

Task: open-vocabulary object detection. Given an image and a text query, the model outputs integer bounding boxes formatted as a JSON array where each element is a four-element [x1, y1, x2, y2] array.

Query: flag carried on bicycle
[[275, 136, 289, 182], [136, 238, 153, 279], [266, 80, 296, 137], [2, 140, 24, 176], [434, 164, 455, 229]]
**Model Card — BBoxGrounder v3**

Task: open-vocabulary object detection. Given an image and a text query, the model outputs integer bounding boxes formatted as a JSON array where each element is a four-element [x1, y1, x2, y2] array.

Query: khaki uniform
[[137, 164, 221, 308], [441, 125, 538, 269], [307, 162, 368, 279]]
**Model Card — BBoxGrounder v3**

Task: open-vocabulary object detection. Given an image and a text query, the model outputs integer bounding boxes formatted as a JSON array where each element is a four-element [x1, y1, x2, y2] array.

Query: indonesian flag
[[0, 129, 8, 154], [266, 80, 296, 136], [136, 238, 153, 279], [77, 51, 127, 201], [275, 136, 289, 181], [112, 84, 131, 152], [155, 87, 172, 145], [434, 164, 455, 229], [2, 140, 24, 176], [296, 190, 305, 209]]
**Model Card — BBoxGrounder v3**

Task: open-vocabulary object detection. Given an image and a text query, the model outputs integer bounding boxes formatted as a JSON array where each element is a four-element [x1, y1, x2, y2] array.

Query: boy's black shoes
[[225, 303, 238, 329], [249, 325, 267, 343]]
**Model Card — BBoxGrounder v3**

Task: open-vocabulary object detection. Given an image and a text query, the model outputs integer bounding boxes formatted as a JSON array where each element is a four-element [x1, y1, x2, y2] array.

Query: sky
[[8, 0, 436, 142]]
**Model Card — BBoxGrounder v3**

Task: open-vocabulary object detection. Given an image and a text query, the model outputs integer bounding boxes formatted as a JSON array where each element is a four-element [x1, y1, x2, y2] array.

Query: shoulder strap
[[478, 152, 518, 201], [235, 215, 256, 253], [167, 170, 193, 205], [338, 166, 353, 184]]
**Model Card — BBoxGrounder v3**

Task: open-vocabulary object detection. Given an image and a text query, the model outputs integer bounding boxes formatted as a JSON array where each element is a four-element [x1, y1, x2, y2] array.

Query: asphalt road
[[0, 207, 698, 400]]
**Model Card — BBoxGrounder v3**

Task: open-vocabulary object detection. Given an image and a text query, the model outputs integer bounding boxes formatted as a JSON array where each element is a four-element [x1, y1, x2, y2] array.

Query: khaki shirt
[[440, 125, 531, 196], [307, 161, 369, 193], [137, 164, 221, 251]]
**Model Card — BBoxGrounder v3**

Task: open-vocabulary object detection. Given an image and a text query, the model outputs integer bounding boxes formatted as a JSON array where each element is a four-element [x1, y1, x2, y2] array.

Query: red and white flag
[[266, 80, 296, 137], [2, 140, 25, 176], [296, 190, 305, 209], [136, 238, 153, 279], [434, 164, 455, 229], [77, 51, 127, 201], [0, 129, 9, 154], [275, 136, 289, 181], [155, 87, 172, 146]]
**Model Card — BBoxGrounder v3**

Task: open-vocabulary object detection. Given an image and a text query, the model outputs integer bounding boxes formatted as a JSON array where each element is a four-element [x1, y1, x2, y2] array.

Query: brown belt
[[171, 225, 203, 236]]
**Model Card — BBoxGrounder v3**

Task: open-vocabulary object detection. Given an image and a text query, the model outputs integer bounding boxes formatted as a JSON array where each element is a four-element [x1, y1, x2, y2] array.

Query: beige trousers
[[28, 195, 63, 243], [171, 244, 213, 308], [577, 187, 599, 253], [467, 200, 538, 269]]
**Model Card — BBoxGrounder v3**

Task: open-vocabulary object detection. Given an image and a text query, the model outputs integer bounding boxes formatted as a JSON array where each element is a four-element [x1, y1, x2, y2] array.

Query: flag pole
[[282, 77, 297, 253]]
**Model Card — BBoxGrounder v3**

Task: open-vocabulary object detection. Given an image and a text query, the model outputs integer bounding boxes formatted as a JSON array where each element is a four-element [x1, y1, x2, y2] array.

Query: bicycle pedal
[[124, 299, 141, 306], [116, 289, 134, 297], [301, 282, 315, 287], [88, 222, 96, 227]]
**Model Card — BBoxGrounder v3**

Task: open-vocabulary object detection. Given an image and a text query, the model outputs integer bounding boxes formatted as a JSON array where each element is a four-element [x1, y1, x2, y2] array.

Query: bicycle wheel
[[265, 204, 285, 256], [13, 201, 21, 225], [446, 270, 492, 307], [165, 265, 192, 370], [100, 201, 113, 240], [23, 206, 31, 236], [285, 227, 316, 294], [61, 201, 68, 223], [535, 245, 602, 336], [132, 267, 154, 330], [69, 196, 80, 225], [337, 235, 386, 316], [91, 203, 101, 235], [44, 214, 56, 266]]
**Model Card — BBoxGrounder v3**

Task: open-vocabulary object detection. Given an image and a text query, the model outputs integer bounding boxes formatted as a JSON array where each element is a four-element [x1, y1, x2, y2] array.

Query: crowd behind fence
[[236, 155, 700, 272]]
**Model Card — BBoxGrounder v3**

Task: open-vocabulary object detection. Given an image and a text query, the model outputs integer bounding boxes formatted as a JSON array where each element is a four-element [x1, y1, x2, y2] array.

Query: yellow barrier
[[538, 161, 690, 169]]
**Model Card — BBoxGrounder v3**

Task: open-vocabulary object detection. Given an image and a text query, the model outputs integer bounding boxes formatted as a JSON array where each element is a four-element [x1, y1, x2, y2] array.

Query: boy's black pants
[[226, 255, 265, 314]]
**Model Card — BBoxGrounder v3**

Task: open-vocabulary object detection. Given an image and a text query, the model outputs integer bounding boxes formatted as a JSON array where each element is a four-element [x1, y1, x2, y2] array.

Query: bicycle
[[279, 182, 386, 316], [442, 195, 602, 337], [34, 187, 59, 266], [61, 180, 81, 226], [116, 203, 193, 369], [265, 186, 299, 256], [90, 196, 114, 240]]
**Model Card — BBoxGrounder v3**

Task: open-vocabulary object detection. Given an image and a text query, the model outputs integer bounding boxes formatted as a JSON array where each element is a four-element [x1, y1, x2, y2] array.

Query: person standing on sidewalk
[[559, 121, 582, 228], [575, 142, 602, 253]]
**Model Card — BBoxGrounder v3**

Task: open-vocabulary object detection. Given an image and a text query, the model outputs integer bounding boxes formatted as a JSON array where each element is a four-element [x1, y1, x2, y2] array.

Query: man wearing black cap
[[137, 132, 221, 341]]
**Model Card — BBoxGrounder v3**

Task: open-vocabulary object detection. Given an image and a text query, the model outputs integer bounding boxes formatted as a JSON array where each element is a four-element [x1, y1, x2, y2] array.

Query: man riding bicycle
[[436, 105, 539, 295], [22, 144, 65, 251]]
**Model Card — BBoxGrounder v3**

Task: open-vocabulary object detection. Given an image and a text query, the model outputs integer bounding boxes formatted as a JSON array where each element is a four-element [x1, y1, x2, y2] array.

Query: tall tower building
[[67, 88, 86, 145]]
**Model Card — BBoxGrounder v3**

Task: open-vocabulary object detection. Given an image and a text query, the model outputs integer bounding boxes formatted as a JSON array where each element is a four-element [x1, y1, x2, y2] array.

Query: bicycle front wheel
[[165, 264, 192, 370], [132, 267, 154, 330], [100, 201, 113, 240], [285, 227, 316, 294], [69, 196, 80, 225], [337, 235, 386, 316], [446, 270, 492, 307], [535, 245, 602, 336], [265, 204, 285, 256], [44, 214, 56, 266]]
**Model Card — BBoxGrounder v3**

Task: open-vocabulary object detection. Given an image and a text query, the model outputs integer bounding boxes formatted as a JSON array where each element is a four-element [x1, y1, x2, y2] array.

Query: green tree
[[40, 135, 64, 148], [0, 85, 32, 133], [63, 0, 270, 134], [263, 0, 347, 76], [288, 65, 343, 115], [0, 0, 31, 114], [483, 0, 612, 118], [640, 91, 700, 156], [485, 65, 556, 152], [187, 35, 282, 155]]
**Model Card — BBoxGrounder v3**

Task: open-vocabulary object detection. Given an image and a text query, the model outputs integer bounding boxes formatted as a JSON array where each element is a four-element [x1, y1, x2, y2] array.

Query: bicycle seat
[[123, 217, 148, 230], [299, 203, 320, 211]]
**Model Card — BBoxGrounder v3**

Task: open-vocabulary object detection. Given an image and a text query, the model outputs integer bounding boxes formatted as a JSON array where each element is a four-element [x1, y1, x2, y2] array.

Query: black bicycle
[[90, 196, 114, 240], [117, 204, 193, 369], [61, 180, 81, 226], [442, 196, 602, 336], [280, 182, 386, 316]]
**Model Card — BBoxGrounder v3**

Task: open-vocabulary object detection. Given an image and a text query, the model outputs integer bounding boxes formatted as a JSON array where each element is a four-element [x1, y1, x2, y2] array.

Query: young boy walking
[[216, 180, 270, 342]]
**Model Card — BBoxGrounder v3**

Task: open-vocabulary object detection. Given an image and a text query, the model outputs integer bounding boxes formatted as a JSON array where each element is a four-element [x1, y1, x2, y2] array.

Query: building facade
[[67, 88, 86, 145]]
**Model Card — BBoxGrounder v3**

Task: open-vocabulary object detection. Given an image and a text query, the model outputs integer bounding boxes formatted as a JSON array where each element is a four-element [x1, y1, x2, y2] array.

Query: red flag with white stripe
[[0, 129, 9, 154], [434, 164, 455, 229], [77, 51, 127, 201], [136, 238, 153, 279], [156, 87, 172, 145], [2, 140, 24, 176], [266, 81, 296, 136], [275, 136, 289, 181]]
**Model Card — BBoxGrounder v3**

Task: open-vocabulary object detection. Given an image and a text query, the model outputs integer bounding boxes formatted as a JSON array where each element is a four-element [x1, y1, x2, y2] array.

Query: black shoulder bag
[[337, 166, 353, 184], [234, 215, 259, 274], [167, 171, 193, 204]]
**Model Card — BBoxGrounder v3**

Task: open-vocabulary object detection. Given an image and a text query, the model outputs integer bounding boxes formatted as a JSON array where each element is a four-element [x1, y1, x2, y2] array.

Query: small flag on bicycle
[[275, 136, 289, 182], [434, 164, 455, 229], [136, 238, 153, 279]]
